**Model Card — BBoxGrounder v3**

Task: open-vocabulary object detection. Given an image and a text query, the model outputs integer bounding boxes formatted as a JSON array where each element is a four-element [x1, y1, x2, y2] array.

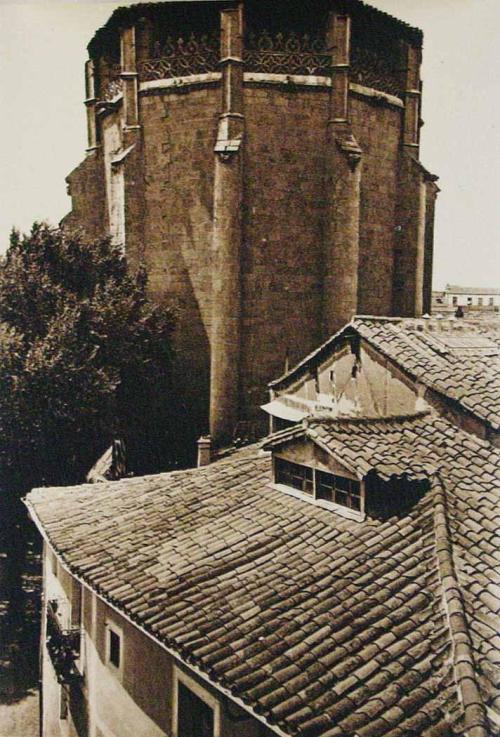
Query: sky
[[0, 0, 499, 289]]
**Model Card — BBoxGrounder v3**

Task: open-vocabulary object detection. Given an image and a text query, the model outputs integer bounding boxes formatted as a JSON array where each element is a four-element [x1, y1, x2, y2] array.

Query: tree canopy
[[0, 223, 186, 494]]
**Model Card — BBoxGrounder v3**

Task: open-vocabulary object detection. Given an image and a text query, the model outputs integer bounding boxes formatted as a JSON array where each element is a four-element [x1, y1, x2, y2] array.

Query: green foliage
[[0, 223, 185, 493]]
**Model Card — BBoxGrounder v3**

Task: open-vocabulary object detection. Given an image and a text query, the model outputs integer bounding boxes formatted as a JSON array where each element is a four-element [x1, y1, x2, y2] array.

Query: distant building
[[432, 285, 500, 314], [27, 316, 500, 737], [63, 0, 439, 446]]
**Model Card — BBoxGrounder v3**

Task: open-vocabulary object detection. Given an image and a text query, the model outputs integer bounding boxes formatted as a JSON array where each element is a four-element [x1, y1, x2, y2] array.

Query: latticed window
[[274, 457, 362, 513], [275, 458, 313, 495], [316, 470, 361, 511]]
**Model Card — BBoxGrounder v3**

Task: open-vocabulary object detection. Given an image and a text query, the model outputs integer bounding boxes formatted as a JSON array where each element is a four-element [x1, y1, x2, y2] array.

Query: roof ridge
[[304, 410, 431, 426], [431, 477, 490, 736]]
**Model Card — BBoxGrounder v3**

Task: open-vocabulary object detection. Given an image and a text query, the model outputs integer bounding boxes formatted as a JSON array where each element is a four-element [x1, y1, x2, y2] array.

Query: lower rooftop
[[26, 412, 500, 737]]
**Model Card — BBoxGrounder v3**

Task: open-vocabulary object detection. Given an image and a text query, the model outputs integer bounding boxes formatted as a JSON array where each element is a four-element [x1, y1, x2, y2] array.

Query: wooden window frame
[[274, 457, 313, 495], [172, 666, 220, 737], [272, 454, 365, 521], [105, 621, 123, 678]]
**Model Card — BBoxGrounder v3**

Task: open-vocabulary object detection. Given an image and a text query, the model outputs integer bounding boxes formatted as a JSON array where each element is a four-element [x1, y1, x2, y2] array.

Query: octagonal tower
[[64, 0, 439, 448]]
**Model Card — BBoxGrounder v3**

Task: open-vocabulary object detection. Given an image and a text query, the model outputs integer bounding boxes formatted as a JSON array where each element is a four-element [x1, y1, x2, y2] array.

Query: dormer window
[[316, 470, 361, 511], [273, 454, 364, 520]]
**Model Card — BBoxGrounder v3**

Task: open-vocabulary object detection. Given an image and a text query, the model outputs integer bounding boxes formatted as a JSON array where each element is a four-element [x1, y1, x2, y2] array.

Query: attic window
[[273, 456, 364, 520], [275, 458, 313, 495], [316, 470, 361, 511]]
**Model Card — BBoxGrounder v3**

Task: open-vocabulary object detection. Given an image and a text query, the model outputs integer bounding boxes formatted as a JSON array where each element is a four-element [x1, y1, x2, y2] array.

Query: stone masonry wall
[[63, 151, 107, 239], [65, 81, 430, 445], [349, 93, 403, 316], [240, 84, 329, 428], [139, 86, 220, 433]]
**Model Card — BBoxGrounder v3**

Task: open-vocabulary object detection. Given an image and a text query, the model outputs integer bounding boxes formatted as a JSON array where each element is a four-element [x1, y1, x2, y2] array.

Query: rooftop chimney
[[197, 436, 212, 467]]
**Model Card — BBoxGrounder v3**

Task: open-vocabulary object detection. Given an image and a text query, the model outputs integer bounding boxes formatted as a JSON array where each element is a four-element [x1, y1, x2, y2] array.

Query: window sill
[[271, 483, 364, 521]]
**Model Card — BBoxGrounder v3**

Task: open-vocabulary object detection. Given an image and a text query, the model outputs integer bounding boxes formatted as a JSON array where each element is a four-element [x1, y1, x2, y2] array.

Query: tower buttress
[[210, 3, 245, 448], [323, 9, 362, 336], [393, 40, 428, 317]]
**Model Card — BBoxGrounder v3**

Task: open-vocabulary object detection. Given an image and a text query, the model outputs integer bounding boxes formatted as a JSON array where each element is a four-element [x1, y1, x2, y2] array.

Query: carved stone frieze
[[138, 33, 219, 81], [350, 45, 402, 98], [100, 64, 123, 101], [244, 31, 330, 76]]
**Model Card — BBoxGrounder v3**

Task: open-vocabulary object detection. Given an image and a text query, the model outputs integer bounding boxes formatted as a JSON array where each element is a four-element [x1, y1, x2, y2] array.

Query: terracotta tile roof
[[26, 413, 499, 737], [88, 0, 423, 58], [270, 316, 500, 431]]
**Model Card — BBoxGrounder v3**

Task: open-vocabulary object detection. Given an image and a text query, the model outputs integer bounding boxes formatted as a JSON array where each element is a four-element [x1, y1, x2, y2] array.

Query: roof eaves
[[345, 0, 423, 46], [446, 285, 500, 296], [261, 424, 306, 450], [24, 495, 293, 737], [87, 0, 423, 57]]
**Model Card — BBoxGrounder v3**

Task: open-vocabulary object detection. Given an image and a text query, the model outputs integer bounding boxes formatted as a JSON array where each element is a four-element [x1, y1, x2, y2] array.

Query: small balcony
[[46, 599, 82, 685]]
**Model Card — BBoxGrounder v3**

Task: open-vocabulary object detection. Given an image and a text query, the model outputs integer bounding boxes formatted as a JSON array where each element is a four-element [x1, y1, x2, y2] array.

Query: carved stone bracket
[[214, 137, 242, 162], [336, 134, 363, 171]]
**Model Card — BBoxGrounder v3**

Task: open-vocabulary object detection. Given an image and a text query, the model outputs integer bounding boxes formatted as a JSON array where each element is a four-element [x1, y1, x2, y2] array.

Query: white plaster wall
[[84, 634, 167, 737], [446, 292, 500, 307], [277, 341, 421, 419]]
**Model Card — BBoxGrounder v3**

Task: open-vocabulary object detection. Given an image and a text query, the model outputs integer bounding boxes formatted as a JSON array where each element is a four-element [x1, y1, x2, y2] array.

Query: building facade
[[63, 0, 439, 447], [432, 285, 500, 314]]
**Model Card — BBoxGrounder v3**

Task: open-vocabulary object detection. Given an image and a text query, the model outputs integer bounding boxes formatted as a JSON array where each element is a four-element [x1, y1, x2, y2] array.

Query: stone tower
[[64, 0, 439, 448]]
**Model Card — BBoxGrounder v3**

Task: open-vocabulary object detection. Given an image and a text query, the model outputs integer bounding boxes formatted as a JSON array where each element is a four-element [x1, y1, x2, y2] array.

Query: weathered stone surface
[[63, 2, 438, 443]]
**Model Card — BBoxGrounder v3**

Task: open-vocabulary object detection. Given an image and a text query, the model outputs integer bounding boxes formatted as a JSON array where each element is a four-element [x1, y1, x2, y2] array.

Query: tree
[[0, 223, 187, 494]]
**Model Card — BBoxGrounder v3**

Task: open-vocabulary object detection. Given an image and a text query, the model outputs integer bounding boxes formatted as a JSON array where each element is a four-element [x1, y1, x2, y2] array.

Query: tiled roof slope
[[27, 413, 499, 737], [271, 316, 500, 432], [268, 413, 500, 734], [264, 411, 439, 481]]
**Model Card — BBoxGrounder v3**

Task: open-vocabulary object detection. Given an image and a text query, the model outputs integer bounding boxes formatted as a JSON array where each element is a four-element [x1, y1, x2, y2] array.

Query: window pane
[[335, 490, 349, 507], [275, 458, 313, 495], [178, 682, 214, 737], [350, 495, 361, 511], [316, 470, 335, 501], [334, 475, 350, 491]]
